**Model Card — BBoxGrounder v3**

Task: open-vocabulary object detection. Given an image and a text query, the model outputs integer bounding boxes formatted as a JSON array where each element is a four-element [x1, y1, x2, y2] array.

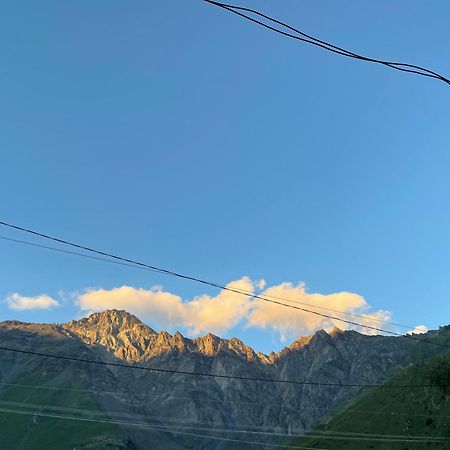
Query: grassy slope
[[283, 329, 450, 450], [0, 356, 131, 450]]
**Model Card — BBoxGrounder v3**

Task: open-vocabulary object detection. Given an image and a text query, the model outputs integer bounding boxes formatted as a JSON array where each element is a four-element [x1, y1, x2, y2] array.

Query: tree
[[426, 355, 450, 397]]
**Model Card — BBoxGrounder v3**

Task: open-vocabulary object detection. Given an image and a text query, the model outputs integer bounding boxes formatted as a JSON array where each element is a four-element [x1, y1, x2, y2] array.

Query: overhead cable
[[0, 406, 323, 449], [0, 343, 442, 389], [1, 220, 449, 351], [0, 405, 448, 445], [201, 0, 450, 85], [0, 388, 450, 420], [0, 234, 417, 331]]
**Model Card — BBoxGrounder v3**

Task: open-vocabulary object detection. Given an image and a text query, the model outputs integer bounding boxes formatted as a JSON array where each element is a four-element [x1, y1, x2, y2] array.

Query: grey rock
[[0, 310, 424, 449]]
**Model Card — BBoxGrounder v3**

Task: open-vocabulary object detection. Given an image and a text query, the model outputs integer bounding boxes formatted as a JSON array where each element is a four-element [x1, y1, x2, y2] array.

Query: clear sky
[[1, 1, 449, 354]]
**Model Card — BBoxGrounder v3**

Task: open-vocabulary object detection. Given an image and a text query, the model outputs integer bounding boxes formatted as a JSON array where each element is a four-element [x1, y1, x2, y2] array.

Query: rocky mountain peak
[[190, 333, 259, 360], [55, 310, 414, 369], [288, 335, 314, 351], [276, 328, 348, 360], [329, 326, 343, 335], [0, 309, 439, 450], [59, 311, 262, 361], [193, 332, 226, 356], [69, 309, 151, 331], [62, 310, 157, 361]]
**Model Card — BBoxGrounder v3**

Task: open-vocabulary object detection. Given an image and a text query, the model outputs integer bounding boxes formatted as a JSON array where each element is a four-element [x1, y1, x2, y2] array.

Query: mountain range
[[0, 309, 448, 449]]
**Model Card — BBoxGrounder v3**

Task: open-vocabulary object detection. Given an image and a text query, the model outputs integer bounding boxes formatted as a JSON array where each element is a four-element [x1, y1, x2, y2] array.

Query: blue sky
[[1, 1, 449, 353]]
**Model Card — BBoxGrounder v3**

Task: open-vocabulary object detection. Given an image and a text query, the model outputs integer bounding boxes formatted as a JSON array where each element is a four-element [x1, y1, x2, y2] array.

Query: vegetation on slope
[[0, 353, 133, 450], [283, 328, 450, 450]]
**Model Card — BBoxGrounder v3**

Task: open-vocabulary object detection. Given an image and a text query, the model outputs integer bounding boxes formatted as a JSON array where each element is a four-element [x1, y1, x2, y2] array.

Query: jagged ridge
[[62, 309, 261, 362], [1, 309, 441, 450]]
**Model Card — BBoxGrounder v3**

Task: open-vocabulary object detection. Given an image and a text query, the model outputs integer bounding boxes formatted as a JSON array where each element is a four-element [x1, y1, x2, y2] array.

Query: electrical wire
[[0, 343, 436, 388], [0, 399, 306, 437], [0, 404, 448, 445], [2, 381, 448, 420], [201, 0, 450, 85], [0, 385, 447, 421], [0, 235, 161, 273], [0, 235, 417, 331], [1, 220, 449, 352], [0, 398, 390, 440], [0, 381, 327, 410], [0, 405, 324, 449], [0, 399, 448, 444]]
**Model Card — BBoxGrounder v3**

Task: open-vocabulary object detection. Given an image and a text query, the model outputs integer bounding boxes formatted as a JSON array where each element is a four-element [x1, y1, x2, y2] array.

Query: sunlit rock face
[[63, 310, 261, 362], [64, 309, 157, 360], [0, 310, 421, 449]]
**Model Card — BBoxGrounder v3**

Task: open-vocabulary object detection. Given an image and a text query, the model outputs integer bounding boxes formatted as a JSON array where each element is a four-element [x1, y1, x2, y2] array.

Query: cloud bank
[[6, 278, 399, 340], [246, 282, 391, 341], [6, 293, 61, 311], [73, 277, 392, 340], [76, 277, 256, 336]]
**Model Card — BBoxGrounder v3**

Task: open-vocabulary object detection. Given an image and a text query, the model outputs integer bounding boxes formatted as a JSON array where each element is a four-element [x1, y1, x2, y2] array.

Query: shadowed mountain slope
[[284, 326, 450, 449], [0, 310, 443, 449]]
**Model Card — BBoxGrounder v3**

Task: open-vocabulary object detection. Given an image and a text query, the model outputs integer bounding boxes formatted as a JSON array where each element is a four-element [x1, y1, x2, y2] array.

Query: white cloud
[[248, 282, 392, 341], [406, 325, 428, 335], [6, 293, 61, 311], [74, 278, 392, 340], [256, 279, 267, 290], [77, 277, 256, 336]]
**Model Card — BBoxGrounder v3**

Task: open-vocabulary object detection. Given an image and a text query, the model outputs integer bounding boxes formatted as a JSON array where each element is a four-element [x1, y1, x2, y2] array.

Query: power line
[[201, 1, 450, 85], [0, 406, 324, 449], [1, 382, 447, 420], [0, 400, 448, 445], [0, 398, 323, 435], [0, 404, 448, 445], [0, 344, 436, 388], [301, 429, 448, 442], [0, 234, 417, 331], [0, 235, 161, 274], [1, 220, 449, 351], [12, 398, 441, 442], [0, 381, 334, 412], [0, 399, 314, 439]]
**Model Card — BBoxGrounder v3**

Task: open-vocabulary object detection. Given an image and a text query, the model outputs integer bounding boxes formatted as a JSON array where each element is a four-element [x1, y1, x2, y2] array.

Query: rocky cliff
[[0, 309, 431, 449]]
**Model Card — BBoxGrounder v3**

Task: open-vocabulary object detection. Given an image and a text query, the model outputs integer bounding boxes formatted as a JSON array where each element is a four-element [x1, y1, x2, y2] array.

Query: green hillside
[[283, 331, 450, 450], [0, 354, 133, 450]]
